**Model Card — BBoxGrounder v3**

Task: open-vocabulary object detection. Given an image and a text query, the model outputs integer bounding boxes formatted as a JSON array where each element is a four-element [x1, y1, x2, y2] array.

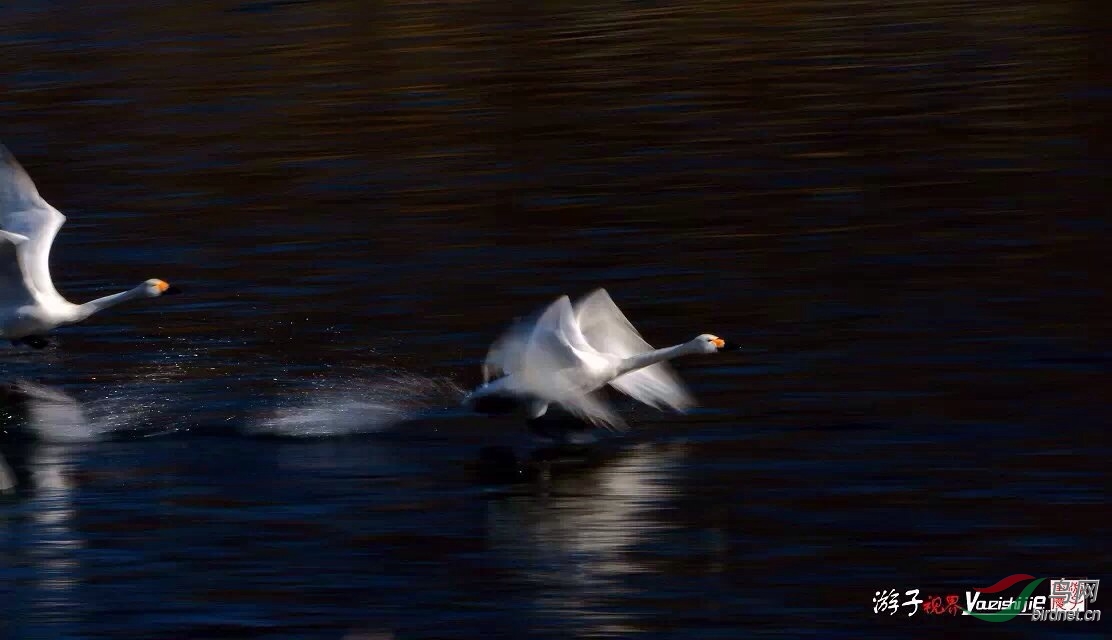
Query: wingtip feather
[[0, 143, 25, 173]]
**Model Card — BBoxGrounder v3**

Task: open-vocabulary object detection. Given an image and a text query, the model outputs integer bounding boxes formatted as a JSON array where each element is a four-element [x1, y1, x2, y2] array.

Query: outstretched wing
[[0, 144, 66, 301], [0, 230, 40, 308], [574, 288, 695, 412], [553, 386, 627, 431], [482, 313, 537, 383], [525, 295, 596, 370], [510, 296, 625, 429]]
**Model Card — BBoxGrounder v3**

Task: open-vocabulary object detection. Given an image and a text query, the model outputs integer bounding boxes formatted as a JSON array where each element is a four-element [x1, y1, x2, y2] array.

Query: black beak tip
[[721, 340, 741, 351], [163, 285, 183, 296]]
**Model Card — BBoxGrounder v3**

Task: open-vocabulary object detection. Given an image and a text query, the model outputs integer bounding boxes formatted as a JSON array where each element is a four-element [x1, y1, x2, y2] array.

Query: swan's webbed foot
[[11, 336, 49, 349]]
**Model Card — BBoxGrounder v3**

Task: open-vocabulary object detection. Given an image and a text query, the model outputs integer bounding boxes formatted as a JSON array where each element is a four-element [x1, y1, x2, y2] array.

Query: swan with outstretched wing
[[0, 144, 179, 348], [464, 288, 737, 432]]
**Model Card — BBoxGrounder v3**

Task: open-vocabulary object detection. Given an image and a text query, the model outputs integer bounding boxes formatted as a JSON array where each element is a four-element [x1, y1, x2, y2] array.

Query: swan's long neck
[[73, 286, 148, 321], [616, 341, 699, 377]]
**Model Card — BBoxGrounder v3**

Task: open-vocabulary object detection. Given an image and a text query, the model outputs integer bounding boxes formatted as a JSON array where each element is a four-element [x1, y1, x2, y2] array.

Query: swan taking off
[[463, 288, 737, 430], [0, 144, 180, 348]]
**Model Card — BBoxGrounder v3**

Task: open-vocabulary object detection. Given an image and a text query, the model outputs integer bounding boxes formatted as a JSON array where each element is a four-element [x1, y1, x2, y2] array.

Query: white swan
[[0, 144, 179, 348], [463, 288, 736, 429]]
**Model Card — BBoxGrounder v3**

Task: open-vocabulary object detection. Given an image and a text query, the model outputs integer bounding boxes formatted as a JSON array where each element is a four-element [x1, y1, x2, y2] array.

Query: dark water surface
[[1, 1, 1107, 638]]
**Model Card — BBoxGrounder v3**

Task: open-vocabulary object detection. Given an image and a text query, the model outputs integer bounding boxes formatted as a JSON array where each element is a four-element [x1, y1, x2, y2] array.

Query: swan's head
[[692, 334, 736, 354], [142, 279, 182, 298]]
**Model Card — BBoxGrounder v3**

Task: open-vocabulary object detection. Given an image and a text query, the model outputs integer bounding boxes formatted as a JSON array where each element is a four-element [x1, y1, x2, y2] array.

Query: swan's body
[[0, 144, 179, 347], [464, 288, 734, 430]]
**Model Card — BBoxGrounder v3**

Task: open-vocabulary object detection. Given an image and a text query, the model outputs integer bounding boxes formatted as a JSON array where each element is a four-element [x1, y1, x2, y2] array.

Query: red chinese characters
[[921, 594, 961, 615]]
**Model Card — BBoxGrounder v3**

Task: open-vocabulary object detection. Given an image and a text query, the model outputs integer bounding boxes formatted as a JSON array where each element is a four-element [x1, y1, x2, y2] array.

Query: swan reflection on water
[[0, 381, 90, 635], [2, 378, 163, 443], [1, 380, 92, 494], [483, 443, 692, 635], [0, 377, 174, 634], [1, 377, 169, 490]]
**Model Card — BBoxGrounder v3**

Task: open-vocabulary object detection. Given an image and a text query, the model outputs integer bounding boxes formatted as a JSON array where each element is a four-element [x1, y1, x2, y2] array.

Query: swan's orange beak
[[154, 280, 181, 295], [711, 337, 725, 348]]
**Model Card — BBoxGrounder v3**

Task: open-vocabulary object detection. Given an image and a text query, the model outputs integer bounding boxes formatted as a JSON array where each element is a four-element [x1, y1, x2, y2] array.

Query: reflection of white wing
[[6, 380, 97, 443], [574, 289, 694, 412], [0, 145, 67, 301], [484, 444, 686, 634], [0, 450, 14, 493], [516, 296, 625, 430]]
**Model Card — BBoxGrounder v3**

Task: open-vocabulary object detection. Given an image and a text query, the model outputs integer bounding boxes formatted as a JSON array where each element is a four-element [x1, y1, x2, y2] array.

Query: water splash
[[1, 379, 170, 442], [248, 371, 465, 438]]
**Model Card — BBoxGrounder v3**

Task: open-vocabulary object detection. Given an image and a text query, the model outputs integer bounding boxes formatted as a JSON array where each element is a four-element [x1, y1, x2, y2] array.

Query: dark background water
[[1, 0, 1107, 638]]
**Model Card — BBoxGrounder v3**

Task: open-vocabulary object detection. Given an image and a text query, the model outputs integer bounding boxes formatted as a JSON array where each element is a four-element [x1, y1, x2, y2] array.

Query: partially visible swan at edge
[[0, 144, 179, 348], [463, 288, 737, 430]]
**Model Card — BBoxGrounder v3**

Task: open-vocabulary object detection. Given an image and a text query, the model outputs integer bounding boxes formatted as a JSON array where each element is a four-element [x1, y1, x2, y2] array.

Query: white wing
[[574, 288, 695, 412], [525, 295, 597, 372], [516, 295, 626, 430], [0, 144, 67, 301], [555, 386, 626, 430], [482, 314, 536, 383], [0, 230, 40, 308]]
